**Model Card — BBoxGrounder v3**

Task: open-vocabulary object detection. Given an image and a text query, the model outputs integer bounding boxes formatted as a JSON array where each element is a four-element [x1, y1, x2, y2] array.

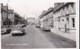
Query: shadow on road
[[12, 33, 26, 36], [38, 28, 76, 48]]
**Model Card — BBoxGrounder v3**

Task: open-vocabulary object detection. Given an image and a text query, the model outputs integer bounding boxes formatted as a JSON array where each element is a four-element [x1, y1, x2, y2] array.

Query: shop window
[[72, 18, 75, 27]]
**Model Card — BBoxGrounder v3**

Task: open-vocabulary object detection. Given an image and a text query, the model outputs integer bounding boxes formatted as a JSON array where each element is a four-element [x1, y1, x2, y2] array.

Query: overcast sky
[[0, 0, 77, 19]]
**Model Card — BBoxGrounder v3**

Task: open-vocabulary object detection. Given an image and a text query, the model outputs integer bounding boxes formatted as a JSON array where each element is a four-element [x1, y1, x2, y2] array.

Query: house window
[[58, 18, 60, 22], [62, 19, 64, 21], [72, 18, 75, 27]]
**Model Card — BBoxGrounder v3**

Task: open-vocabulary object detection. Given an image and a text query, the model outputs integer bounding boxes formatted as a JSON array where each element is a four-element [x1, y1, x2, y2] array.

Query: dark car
[[1, 28, 11, 35], [22, 24, 26, 28]]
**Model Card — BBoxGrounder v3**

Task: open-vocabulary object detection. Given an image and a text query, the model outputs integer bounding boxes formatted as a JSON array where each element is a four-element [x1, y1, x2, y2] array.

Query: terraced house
[[1, 3, 10, 28], [39, 7, 54, 31], [51, 2, 76, 33], [1, 3, 26, 35]]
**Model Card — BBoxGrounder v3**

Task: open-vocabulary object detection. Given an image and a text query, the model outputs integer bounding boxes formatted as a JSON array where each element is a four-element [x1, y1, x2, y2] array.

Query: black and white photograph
[[0, 0, 79, 49]]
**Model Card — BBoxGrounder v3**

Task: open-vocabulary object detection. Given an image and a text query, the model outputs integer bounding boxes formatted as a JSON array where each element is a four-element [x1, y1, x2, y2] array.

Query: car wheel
[[12, 34, 15, 36]]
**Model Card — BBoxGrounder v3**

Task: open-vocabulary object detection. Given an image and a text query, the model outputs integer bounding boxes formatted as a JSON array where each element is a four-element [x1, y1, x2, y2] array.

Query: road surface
[[1, 25, 76, 49]]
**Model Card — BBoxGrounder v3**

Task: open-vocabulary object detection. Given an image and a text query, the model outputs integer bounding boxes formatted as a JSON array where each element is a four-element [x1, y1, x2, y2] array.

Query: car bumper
[[12, 33, 25, 36]]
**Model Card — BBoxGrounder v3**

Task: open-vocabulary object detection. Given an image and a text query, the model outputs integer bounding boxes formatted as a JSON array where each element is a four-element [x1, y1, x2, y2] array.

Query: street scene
[[0, 0, 77, 49], [2, 25, 76, 48]]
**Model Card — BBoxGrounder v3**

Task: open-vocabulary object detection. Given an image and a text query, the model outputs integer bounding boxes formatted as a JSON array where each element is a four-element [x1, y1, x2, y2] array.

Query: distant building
[[14, 13, 22, 25], [8, 9, 14, 23], [39, 11, 47, 19], [27, 17, 35, 25], [39, 7, 54, 30], [39, 10, 47, 28]]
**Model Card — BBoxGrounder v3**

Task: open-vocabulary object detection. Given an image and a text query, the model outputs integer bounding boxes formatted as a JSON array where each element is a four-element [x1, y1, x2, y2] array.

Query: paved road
[[1, 25, 76, 49]]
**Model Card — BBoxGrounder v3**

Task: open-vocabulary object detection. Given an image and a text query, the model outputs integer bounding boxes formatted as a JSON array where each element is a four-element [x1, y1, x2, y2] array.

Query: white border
[[0, 0, 79, 49]]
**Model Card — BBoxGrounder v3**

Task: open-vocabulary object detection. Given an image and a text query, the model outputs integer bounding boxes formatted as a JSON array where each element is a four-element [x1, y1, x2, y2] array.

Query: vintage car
[[11, 25, 25, 36], [1, 28, 11, 35]]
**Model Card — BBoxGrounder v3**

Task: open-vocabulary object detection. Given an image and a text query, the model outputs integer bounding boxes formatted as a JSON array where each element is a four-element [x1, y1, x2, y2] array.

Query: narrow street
[[1, 25, 76, 49]]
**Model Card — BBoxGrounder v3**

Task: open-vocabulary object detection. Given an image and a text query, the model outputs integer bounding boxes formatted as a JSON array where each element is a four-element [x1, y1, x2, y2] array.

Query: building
[[39, 10, 47, 28], [8, 9, 14, 25], [14, 13, 22, 25], [51, 2, 76, 33], [1, 3, 9, 28], [27, 17, 35, 25], [35, 19, 40, 27], [1, 3, 25, 28], [39, 7, 54, 30], [1, 3, 16, 28]]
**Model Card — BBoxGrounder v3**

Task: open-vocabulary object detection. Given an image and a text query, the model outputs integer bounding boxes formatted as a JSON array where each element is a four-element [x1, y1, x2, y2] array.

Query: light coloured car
[[11, 26, 25, 36]]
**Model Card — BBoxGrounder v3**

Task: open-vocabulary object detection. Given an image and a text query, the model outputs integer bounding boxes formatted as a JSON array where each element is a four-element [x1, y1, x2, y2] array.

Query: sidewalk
[[50, 28, 76, 41]]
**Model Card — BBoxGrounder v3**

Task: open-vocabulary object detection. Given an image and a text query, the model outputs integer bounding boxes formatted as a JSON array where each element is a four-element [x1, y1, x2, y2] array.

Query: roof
[[53, 2, 74, 13], [39, 7, 53, 19], [8, 10, 14, 14], [43, 7, 53, 16]]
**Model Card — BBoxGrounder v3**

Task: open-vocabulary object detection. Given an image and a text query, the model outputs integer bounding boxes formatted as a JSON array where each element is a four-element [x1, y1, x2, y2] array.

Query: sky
[[0, 0, 77, 19]]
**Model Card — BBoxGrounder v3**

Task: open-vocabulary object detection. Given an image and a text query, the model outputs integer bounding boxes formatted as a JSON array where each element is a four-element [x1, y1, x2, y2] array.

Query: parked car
[[17, 24, 26, 28], [21, 24, 26, 28], [1, 28, 11, 35], [36, 24, 40, 28], [1, 28, 7, 34], [11, 25, 25, 36]]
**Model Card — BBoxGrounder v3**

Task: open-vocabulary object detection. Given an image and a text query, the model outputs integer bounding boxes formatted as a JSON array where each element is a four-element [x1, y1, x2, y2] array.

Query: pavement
[[1, 25, 76, 49], [50, 28, 76, 41]]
